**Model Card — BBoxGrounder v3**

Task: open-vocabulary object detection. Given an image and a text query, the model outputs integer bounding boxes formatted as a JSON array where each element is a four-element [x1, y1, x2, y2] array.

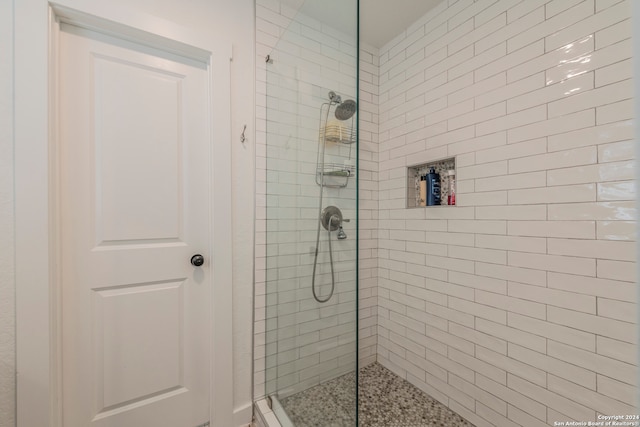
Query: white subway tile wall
[[375, 0, 636, 425], [255, 0, 636, 424]]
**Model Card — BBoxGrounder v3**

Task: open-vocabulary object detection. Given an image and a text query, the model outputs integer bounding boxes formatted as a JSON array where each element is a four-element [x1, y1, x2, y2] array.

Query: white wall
[[375, 0, 636, 425], [4, 1, 255, 425], [0, 0, 15, 425]]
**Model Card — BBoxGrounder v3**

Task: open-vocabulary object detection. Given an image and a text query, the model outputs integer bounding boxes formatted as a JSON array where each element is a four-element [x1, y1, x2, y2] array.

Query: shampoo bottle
[[426, 167, 441, 206]]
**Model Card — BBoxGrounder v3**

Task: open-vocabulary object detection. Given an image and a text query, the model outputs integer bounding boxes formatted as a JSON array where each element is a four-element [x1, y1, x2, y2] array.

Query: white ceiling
[[278, 0, 444, 49], [360, 0, 443, 48]]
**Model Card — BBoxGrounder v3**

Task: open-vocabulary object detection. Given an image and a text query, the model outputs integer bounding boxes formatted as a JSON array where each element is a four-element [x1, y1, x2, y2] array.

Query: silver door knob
[[190, 254, 204, 267]]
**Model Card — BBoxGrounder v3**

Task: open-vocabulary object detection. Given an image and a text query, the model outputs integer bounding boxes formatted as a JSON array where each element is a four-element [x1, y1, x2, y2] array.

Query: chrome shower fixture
[[328, 91, 356, 121], [328, 90, 342, 103], [312, 206, 349, 303], [335, 99, 357, 121], [312, 91, 355, 303], [320, 206, 343, 231], [337, 225, 347, 240]]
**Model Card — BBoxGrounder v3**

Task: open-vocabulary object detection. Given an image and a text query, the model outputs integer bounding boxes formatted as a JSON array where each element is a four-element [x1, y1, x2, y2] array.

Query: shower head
[[334, 99, 356, 121]]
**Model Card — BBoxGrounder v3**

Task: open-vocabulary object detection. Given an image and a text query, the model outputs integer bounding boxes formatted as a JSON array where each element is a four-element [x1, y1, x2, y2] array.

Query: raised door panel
[[94, 56, 184, 245]]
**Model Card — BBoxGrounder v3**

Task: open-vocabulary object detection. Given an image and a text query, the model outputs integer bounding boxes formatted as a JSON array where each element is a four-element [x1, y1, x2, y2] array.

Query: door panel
[[59, 23, 210, 427], [94, 55, 184, 244], [97, 281, 184, 409]]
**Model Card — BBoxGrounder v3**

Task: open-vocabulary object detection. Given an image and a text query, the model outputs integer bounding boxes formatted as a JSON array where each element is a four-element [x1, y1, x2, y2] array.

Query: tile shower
[[255, 0, 637, 426]]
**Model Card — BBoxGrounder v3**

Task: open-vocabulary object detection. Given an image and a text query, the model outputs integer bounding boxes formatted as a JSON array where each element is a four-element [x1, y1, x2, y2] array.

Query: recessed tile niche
[[407, 157, 456, 208]]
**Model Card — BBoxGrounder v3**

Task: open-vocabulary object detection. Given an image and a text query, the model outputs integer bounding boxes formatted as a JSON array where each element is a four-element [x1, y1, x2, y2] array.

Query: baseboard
[[253, 401, 268, 427], [234, 401, 254, 427]]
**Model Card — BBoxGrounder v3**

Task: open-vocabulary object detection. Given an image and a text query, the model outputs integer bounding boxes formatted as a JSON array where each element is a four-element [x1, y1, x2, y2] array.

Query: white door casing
[[15, 3, 233, 427], [59, 24, 210, 426]]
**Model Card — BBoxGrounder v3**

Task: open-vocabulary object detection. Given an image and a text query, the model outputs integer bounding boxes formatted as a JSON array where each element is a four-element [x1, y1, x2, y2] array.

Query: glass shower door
[[261, 0, 359, 425]]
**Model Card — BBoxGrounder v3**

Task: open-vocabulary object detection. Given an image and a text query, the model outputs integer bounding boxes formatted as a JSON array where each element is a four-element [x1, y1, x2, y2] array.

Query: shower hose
[[312, 214, 340, 303]]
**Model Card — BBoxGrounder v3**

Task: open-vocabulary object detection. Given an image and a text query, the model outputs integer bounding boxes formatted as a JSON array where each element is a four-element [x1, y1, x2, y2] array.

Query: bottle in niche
[[425, 167, 441, 206], [447, 169, 456, 206], [419, 175, 427, 206]]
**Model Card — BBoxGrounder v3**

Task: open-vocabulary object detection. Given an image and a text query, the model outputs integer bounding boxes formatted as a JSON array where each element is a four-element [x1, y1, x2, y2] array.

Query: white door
[[59, 23, 211, 427]]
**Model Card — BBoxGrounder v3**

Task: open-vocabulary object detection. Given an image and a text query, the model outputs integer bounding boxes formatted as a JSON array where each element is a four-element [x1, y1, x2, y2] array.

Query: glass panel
[[263, 0, 358, 425]]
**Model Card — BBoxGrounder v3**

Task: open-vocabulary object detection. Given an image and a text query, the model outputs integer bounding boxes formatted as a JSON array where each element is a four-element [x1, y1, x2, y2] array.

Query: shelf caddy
[[316, 162, 355, 188]]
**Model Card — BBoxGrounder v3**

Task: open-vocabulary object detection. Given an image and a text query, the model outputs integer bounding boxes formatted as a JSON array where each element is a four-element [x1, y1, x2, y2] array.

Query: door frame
[[14, 2, 234, 426]]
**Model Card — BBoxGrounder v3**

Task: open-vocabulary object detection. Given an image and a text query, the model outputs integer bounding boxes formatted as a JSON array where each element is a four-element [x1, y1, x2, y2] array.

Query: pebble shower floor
[[280, 362, 474, 427]]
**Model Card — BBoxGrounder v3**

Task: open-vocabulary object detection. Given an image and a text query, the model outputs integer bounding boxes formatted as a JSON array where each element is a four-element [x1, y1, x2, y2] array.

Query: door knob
[[190, 254, 205, 267]]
